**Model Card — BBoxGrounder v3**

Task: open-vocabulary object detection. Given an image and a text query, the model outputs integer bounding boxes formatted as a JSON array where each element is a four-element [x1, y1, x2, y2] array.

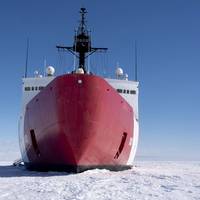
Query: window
[[117, 89, 136, 95], [25, 87, 30, 91], [39, 86, 44, 90], [117, 89, 122, 93], [25, 86, 44, 91], [130, 90, 136, 94]]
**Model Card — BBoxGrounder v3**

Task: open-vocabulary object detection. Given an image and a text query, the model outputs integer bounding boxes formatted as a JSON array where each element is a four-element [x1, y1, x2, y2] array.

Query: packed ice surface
[[0, 141, 200, 200], [0, 162, 200, 199]]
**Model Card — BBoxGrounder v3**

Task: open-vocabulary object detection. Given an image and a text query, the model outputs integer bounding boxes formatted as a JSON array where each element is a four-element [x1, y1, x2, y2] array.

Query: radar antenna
[[135, 41, 138, 81], [24, 38, 29, 78], [56, 8, 108, 72]]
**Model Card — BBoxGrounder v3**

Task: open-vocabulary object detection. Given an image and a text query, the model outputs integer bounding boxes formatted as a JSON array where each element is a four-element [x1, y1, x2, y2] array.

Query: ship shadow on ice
[[0, 164, 71, 177], [0, 164, 136, 177]]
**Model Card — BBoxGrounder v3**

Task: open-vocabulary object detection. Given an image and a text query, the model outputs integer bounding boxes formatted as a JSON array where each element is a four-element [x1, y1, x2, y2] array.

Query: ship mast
[[56, 7, 108, 73]]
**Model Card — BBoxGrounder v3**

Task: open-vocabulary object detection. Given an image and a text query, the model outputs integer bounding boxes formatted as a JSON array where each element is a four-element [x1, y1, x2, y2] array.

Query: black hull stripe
[[24, 163, 132, 173]]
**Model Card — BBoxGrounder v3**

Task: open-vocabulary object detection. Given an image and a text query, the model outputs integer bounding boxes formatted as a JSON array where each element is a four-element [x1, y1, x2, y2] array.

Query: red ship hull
[[24, 74, 134, 172]]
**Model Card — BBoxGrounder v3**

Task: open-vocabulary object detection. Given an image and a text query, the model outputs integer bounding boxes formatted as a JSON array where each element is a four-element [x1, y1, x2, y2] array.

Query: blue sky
[[0, 0, 200, 160]]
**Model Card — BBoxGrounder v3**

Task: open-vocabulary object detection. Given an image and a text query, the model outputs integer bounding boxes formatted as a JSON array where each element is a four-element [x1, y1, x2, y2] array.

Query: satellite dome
[[34, 70, 39, 77], [115, 67, 123, 77], [76, 68, 84, 74], [125, 73, 128, 80], [46, 66, 55, 76]]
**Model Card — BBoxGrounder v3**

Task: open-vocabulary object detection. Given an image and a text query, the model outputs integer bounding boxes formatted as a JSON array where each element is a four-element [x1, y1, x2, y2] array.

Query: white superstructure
[[106, 78, 139, 165], [19, 76, 55, 162]]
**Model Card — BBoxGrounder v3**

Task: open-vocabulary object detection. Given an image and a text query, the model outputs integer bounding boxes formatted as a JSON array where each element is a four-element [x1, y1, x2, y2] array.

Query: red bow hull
[[24, 74, 134, 172]]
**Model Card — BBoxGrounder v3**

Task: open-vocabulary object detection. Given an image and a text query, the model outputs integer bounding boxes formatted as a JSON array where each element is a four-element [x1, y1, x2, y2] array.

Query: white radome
[[34, 70, 39, 77], [125, 73, 128, 80], [116, 67, 123, 77], [76, 68, 84, 74], [46, 66, 55, 76]]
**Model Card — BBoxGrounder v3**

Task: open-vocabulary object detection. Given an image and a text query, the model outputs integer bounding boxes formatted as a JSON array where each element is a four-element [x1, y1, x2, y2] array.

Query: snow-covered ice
[[0, 140, 200, 200], [0, 160, 200, 200]]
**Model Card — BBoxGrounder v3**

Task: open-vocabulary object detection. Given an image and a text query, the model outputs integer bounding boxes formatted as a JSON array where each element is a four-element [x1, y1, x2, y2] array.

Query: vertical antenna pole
[[25, 38, 29, 78], [73, 30, 77, 71], [87, 55, 90, 74], [87, 31, 91, 74], [44, 57, 47, 77], [135, 40, 138, 81]]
